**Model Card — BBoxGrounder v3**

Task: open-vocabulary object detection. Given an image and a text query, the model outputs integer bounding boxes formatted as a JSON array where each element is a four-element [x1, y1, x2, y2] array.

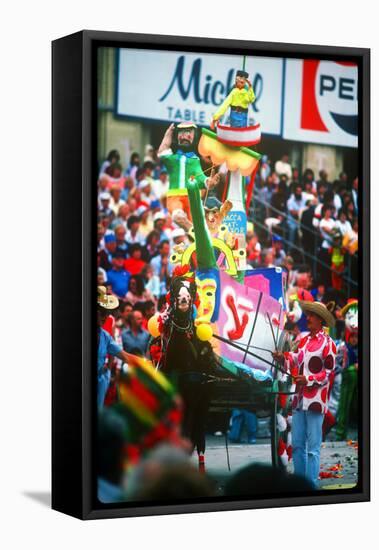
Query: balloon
[[196, 323, 213, 342], [147, 315, 161, 338]]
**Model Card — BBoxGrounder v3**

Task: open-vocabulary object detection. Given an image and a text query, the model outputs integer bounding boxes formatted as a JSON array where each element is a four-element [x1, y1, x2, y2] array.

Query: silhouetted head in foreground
[[133, 464, 216, 501], [224, 463, 316, 497], [98, 408, 128, 486]]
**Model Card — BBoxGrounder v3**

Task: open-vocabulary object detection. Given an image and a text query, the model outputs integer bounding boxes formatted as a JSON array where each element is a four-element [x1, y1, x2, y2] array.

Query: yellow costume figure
[[212, 70, 255, 128]]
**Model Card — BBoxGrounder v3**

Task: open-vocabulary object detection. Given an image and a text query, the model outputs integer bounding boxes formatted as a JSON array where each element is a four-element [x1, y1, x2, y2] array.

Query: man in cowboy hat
[[272, 300, 337, 487], [211, 69, 255, 128], [97, 286, 133, 409], [158, 122, 220, 222]]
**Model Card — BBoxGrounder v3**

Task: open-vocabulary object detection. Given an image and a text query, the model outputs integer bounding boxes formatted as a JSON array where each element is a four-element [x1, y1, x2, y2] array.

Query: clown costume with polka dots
[[272, 300, 337, 488], [284, 329, 337, 414]]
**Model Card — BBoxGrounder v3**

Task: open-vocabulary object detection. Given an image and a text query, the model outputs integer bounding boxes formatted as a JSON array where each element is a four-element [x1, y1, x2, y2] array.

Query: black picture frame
[[52, 30, 370, 520]]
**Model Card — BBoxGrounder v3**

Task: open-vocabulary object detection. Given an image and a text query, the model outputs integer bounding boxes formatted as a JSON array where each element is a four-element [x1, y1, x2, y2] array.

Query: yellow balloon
[[196, 323, 213, 342], [147, 315, 161, 338]]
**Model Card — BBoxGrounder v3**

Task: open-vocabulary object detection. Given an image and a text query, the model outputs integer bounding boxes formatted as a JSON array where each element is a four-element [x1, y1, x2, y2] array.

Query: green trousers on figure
[[336, 365, 358, 440]]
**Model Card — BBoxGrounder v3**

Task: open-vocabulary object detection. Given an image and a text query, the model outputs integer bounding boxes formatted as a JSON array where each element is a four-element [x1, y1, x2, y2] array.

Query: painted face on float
[[345, 306, 358, 332], [205, 209, 222, 234], [176, 285, 192, 313], [195, 267, 221, 326], [196, 277, 217, 324]]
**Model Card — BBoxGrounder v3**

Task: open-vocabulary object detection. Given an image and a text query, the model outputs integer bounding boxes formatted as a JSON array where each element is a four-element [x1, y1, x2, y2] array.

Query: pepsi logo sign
[[301, 60, 358, 137]]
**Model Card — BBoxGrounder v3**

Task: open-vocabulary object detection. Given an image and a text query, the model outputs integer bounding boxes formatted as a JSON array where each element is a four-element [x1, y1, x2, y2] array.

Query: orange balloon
[[147, 315, 161, 338]]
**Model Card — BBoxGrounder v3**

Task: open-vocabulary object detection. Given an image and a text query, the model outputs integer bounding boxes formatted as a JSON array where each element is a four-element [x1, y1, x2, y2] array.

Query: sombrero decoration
[[97, 286, 119, 310], [298, 300, 336, 328], [340, 299, 358, 317], [198, 128, 261, 176]]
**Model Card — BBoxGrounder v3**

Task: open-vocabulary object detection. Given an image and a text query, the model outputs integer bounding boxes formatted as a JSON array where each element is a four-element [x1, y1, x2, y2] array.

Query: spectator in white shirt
[[287, 184, 308, 248], [319, 205, 336, 249], [125, 215, 145, 246], [109, 185, 126, 216], [335, 209, 352, 237], [139, 179, 157, 206], [153, 169, 170, 199], [318, 205, 336, 287], [275, 153, 292, 182]]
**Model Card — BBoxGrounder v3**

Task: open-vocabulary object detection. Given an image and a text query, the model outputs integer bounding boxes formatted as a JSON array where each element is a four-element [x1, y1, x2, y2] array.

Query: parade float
[[149, 64, 295, 469]]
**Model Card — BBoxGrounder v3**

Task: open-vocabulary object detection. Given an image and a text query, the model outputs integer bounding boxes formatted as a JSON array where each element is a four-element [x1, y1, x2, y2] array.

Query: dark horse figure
[[150, 272, 216, 470]]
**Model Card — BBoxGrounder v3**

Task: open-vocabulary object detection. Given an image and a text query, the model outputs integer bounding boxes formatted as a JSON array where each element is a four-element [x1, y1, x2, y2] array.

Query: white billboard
[[116, 49, 358, 148], [116, 49, 283, 136]]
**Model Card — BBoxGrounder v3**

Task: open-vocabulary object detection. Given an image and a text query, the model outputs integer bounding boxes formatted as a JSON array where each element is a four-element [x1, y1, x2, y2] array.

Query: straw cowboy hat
[[97, 286, 119, 310], [299, 300, 336, 328]]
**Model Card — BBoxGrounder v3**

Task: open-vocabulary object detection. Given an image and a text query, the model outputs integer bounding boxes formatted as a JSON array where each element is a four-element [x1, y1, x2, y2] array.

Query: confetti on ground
[[328, 463, 343, 472], [319, 462, 344, 479], [319, 472, 344, 479]]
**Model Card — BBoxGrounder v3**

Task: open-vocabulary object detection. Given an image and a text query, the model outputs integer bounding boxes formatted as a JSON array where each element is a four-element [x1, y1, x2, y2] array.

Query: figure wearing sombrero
[[272, 300, 337, 487], [97, 286, 132, 409], [158, 122, 220, 223], [335, 299, 358, 441]]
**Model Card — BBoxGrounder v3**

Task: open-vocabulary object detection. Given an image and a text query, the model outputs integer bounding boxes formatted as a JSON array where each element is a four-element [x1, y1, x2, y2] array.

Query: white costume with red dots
[[284, 329, 337, 413]]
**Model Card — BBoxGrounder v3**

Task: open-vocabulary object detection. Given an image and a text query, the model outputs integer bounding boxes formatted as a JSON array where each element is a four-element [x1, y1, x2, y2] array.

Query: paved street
[[191, 433, 359, 493]]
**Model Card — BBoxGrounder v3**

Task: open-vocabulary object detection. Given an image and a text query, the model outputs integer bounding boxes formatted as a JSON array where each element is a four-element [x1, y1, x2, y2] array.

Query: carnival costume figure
[[335, 300, 358, 441], [149, 265, 216, 471], [157, 122, 219, 225], [272, 301, 336, 487], [211, 70, 255, 128]]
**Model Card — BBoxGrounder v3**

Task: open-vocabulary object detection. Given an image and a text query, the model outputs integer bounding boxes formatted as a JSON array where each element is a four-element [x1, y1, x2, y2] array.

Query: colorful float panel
[[216, 271, 284, 372]]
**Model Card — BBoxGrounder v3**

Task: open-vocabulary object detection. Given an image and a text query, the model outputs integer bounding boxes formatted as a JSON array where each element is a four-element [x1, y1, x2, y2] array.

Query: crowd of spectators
[[251, 154, 358, 309], [96, 143, 359, 502], [98, 146, 358, 359]]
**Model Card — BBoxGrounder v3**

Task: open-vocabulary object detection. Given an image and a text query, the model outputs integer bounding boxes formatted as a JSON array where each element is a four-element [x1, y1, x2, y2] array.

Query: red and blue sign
[[283, 59, 358, 148]]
